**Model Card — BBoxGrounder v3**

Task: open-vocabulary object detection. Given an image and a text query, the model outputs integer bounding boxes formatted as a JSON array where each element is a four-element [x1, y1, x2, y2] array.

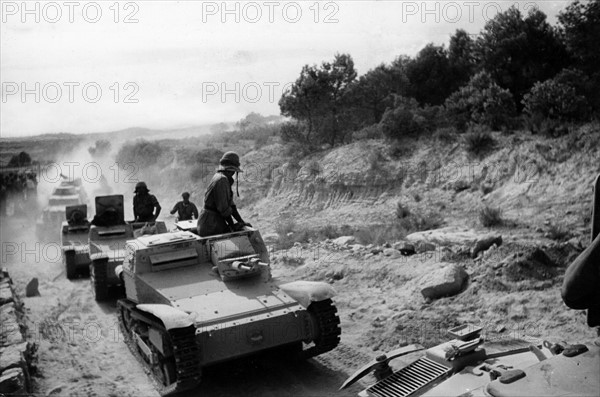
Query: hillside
[[241, 124, 600, 241]]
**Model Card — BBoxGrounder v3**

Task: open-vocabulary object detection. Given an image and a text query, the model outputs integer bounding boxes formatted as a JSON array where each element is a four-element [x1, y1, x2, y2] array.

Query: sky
[[1, 0, 569, 137]]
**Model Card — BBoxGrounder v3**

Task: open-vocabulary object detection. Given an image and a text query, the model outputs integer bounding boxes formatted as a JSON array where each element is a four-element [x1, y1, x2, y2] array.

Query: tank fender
[[279, 281, 336, 308], [115, 264, 123, 279], [136, 304, 195, 330]]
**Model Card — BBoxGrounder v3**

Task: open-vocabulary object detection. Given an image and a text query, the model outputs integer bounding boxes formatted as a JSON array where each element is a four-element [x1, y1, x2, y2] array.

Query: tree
[[88, 140, 111, 156], [448, 29, 477, 89], [406, 44, 455, 106], [558, 0, 600, 113], [279, 53, 358, 147], [346, 63, 409, 125], [559, 0, 600, 75], [475, 7, 569, 108], [8, 151, 32, 167]]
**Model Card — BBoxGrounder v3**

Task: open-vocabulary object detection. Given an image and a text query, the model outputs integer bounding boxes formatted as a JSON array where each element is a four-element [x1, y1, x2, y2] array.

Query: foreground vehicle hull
[[117, 229, 341, 394]]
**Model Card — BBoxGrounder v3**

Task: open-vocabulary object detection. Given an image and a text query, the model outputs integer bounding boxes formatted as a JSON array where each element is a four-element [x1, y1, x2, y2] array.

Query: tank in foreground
[[340, 324, 599, 397], [116, 228, 341, 395]]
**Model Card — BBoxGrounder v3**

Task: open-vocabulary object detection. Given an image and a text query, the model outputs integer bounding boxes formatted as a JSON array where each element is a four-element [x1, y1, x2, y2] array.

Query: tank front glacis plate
[[196, 309, 313, 366]]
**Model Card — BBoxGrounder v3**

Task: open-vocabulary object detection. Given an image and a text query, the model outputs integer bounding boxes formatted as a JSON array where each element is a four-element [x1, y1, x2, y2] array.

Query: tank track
[[300, 298, 341, 359], [90, 260, 109, 301], [64, 251, 77, 279], [117, 300, 202, 395]]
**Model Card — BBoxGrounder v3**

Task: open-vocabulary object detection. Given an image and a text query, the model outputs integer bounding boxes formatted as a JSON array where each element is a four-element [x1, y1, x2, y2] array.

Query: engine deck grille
[[366, 357, 451, 397]]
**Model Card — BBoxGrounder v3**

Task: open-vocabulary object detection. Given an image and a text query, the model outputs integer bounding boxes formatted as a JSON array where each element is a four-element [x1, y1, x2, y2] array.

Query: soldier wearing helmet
[[133, 181, 161, 222], [170, 192, 198, 221], [197, 152, 251, 237]]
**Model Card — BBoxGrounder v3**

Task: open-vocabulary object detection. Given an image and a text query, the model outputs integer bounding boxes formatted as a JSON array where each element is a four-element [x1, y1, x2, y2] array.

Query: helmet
[[218, 151, 242, 173], [182, 192, 190, 199], [134, 181, 149, 193]]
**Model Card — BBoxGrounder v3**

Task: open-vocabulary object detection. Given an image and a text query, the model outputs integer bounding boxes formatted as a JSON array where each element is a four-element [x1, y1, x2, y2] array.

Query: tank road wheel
[[90, 260, 109, 301], [300, 298, 341, 359], [64, 251, 77, 279]]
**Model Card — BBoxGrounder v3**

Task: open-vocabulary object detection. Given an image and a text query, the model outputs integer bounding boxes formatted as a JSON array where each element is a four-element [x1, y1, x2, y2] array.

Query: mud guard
[[279, 281, 336, 308], [136, 304, 195, 330]]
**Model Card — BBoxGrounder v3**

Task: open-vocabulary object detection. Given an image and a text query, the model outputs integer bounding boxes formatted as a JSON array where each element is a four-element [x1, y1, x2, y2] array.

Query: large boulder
[[406, 227, 479, 246], [419, 264, 468, 300], [332, 236, 356, 246], [407, 227, 501, 257]]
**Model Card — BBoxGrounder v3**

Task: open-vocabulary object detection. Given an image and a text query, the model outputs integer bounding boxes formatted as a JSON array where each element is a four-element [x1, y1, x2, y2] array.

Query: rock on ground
[[383, 248, 401, 258], [393, 241, 416, 256], [332, 236, 356, 246], [406, 227, 480, 246], [471, 235, 503, 258], [419, 263, 468, 300]]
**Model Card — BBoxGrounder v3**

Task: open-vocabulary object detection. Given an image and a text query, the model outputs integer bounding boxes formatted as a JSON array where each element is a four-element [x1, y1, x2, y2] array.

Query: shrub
[[88, 140, 111, 157], [433, 127, 458, 143], [353, 124, 383, 140], [547, 223, 570, 241], [398, 208, 444, 232], [379, 96, 425, 140], [280, 122, 305, 143], [355, 223, 405, 246], [396, 201, 410, 219], [116, 139, 173, 169], [445, 72, 516, 131], [190, 148, 225, 182], [7, 151, 31, 167], [479, 205, 503, 227], [464, 129, 495, 155], [522, 77, 590, 124]]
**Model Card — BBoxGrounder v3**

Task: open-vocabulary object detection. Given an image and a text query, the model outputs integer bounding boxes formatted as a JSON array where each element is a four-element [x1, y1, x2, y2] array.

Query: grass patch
[[479, 205, 503, 227], [547, 223, 571, 241], [464, 130, 495, 155]]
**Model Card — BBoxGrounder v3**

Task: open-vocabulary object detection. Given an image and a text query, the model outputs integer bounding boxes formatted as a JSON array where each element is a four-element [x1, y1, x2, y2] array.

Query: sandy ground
[[2, 211, 594, 397]]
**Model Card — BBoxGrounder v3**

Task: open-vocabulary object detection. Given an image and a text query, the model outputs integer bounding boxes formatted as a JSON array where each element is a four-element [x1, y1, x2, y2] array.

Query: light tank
[[89, 194, 167, 301], [115, 227, 341, 395], [340, 324, 599, 397], [36, 179, 87, 240], [61, 204, 91, 279]]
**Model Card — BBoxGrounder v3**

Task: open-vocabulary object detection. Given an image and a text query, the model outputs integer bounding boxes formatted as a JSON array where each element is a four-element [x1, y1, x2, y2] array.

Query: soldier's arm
[[133, 198, 139, 221], [152, 195, 161, 219], [231, 205, 245, 224], [170, 202, 179, 215], [192, 203, 199, 219], [562, 234, 600, 310]]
